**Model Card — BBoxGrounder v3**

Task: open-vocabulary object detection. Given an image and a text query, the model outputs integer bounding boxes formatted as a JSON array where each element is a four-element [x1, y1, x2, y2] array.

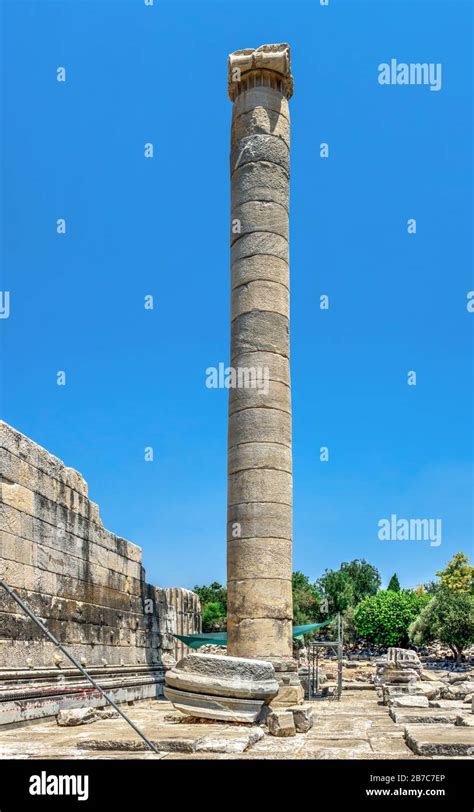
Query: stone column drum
[[227, 45, 301, 703]]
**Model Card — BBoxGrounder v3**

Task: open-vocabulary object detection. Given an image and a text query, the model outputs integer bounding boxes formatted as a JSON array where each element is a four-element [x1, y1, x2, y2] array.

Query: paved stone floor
[[0, 690, 469, 759]]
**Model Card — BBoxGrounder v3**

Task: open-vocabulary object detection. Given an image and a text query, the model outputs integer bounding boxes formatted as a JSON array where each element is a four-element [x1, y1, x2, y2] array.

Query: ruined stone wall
[[0, 421, 201, 671]]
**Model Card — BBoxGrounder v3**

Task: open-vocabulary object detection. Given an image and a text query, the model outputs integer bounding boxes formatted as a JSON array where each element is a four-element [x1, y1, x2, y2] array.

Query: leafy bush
[[354, 589, 430, 648]]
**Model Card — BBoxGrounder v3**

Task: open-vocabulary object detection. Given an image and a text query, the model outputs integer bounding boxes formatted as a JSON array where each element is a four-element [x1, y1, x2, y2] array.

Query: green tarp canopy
[[173, 619, 332, 649]]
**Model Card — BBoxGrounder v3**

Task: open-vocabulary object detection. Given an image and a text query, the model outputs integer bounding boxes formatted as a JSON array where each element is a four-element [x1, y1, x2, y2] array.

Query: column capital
[[228, 43, 293, 102]]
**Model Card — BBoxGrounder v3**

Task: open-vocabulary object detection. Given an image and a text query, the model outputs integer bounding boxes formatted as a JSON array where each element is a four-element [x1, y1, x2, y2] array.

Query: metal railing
[[306, 613, 343, 700]]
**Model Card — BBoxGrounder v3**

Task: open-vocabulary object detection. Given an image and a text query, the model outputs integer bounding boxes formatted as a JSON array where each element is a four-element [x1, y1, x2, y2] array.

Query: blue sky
[[1, 0, 472, 591]]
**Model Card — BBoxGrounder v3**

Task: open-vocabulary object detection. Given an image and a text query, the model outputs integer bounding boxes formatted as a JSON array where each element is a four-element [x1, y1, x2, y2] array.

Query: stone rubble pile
[[374, 647, 474, 708], [375, 647, 423, 687]]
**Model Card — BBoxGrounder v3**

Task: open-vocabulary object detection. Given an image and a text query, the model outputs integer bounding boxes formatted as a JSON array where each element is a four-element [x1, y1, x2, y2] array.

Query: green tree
[[354, 589, 430, 648], [422, 581, 440, 596], [292, 571, 322, 624], [317, 559, 381, 612], [409, 589, 474, 664], [387, 573, 401, 592], [317, 569, 354, 613], [340, 560, 381, 604], [328, 605, 359, 645], [436, 553, 474, 594], [201, 601, 227, 632], [193, 582, 227, 632]]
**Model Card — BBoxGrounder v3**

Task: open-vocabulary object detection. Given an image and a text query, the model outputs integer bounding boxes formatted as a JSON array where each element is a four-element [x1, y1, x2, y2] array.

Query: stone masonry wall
[[0, 421, 201, 670]]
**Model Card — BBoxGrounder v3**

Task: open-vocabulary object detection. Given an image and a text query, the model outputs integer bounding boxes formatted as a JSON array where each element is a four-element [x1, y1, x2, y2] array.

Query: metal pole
[[337, 613, 343, 701], [316, 644, 320, 693], [0, 578, 161, 755]]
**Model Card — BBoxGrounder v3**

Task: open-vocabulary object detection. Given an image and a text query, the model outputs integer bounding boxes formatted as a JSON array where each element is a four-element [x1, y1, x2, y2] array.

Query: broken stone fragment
[[56, 707, 118, 727], [421, 669, 445, 682], [447, 671, 473, 684], [285, 705, 313, 732], [267, 709, 296, 737], [455, 715, 474, 727], [387, 695, 429, 708], [441, 681, 474, 700]]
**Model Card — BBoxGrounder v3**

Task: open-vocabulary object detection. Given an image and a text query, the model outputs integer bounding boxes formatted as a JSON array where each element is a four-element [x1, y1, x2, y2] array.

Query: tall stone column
[[227, 45, 297, 687]]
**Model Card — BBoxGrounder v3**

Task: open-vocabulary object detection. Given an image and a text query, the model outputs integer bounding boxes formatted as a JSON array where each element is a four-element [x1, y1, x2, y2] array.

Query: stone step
[[391, 707, 466, 724], [405, 724, 474, 756]]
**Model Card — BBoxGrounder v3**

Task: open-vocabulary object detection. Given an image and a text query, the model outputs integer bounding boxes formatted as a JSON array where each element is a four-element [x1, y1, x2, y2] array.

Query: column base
[[266, 657, 304, 707]]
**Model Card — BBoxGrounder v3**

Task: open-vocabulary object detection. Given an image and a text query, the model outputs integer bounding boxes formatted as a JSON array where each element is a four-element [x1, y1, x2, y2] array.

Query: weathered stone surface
[[405, 724, 474, 756], [441, 681, 474, 699], [267, 710, 296, 737], [231, 135, 289, 175], [231, 254, 289, 292], [194, 726, 264, 753], [227, 44, 293, 664], [227, 538, 291, 581], [231, 280, 289, 321], [228, 442, 292, 476], [57, 707, 103, 726], [231, 201, 288, 244], [229, 408, 291, 448], [227, 578, 292, 621], [230, 232, 288, 264], [232, 86, 290, 119], [227, 617, 293, 660], [390, 708, 461, 724], [0, 423, 87, 495], [228, 469, 292, 506], [447, 671, 473, 684], [421, 669, 445, 682], [455, 715, 474, 727], [56, 707, 119, 727], [232, 108, 290, 151], [0, 421, 201, 676], [417, 682, 445, 700], [227, 501, 292, 541], [286, 705, 313, 732], [228, 44, 293, 103], [231, 310, 289, 358], [228, 380, 291, 417], [163, 686, 266, 723], [75, 708, 265, 753], [375, 648, 422, 681], [231, 162, 289, 209], [270, 683, 305, 707], [429, 699, 466, 709], [388, 696, 429, 708], [165, 654, 278, 701]]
